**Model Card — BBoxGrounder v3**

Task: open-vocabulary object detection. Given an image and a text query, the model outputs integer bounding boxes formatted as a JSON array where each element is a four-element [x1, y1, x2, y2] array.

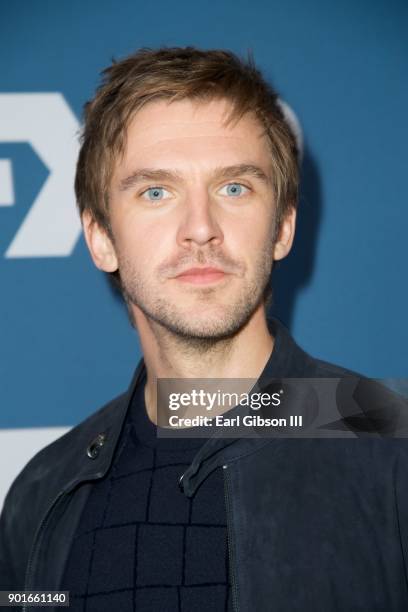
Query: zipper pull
[[178, 471, 185, 492]]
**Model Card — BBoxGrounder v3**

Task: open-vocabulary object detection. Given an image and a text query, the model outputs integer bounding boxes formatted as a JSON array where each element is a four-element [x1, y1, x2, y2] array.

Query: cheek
[[116, 221, 173, 271], [228, 215, 274, 254]]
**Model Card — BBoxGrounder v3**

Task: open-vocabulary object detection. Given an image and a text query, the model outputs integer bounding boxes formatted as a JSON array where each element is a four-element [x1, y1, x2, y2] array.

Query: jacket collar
[[63, 357, 146, 492], [68, 316, 313, 495], [178, 316, 315, 496]]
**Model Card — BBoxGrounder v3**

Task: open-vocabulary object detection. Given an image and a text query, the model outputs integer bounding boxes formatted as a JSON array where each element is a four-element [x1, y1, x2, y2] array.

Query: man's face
[[103, 97, 288, 340]]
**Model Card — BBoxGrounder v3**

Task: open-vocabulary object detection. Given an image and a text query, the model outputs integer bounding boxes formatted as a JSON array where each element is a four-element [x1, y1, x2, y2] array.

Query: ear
[[81, 210, 118, 272], [273, 206, 297, 261]]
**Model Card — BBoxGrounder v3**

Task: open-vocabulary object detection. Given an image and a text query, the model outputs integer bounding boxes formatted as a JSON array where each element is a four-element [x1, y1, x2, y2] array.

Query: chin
[[158, 308, 253, 341]]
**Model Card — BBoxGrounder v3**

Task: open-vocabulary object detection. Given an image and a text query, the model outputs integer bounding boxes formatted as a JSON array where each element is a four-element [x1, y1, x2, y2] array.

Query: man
[[1, 47, 407, 612]]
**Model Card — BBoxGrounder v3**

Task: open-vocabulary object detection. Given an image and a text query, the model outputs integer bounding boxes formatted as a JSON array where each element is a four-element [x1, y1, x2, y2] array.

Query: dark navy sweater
[[61, 370, 233, 611]]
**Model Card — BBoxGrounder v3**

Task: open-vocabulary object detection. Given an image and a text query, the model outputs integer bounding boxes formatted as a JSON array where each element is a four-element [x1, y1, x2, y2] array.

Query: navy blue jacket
[[1, 317, 408, 611]]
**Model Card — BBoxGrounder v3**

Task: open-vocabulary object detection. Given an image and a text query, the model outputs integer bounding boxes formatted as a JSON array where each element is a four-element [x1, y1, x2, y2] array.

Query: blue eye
[[142, 187, 170, 201], [220, 183, 249, 197]]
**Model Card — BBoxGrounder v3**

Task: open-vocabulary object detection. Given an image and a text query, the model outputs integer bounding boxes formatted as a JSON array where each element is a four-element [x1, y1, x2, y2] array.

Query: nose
[[176, 188, 224, 249]]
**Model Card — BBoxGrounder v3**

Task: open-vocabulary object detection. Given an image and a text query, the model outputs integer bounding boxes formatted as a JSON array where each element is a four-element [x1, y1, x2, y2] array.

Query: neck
[[132, 304, 275, 424]]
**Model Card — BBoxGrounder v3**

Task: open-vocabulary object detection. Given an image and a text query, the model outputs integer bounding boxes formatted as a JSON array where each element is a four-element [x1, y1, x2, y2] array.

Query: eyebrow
[[118, 163, 271, 192]]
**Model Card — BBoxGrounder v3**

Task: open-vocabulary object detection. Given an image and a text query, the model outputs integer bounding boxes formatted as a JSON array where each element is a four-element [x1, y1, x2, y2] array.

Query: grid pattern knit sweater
[[61, 372, 233, 611]]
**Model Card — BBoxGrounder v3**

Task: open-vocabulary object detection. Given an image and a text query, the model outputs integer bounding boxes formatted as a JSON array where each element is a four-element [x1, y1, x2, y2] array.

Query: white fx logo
[[0, 93, 81, 257]]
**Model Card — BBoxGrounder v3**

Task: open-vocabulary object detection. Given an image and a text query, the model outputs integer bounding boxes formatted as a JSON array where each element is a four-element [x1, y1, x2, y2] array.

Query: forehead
[[117, 98, 271, 174]]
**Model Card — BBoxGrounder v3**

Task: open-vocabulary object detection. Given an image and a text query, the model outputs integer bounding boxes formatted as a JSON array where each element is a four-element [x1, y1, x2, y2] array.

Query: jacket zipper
[[223, 464, 239, 612], [22, 490, 67, 612]]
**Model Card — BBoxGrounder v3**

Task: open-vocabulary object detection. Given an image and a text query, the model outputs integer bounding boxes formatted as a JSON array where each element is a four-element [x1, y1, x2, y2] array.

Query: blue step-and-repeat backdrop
[[0, 0, 407, 506]]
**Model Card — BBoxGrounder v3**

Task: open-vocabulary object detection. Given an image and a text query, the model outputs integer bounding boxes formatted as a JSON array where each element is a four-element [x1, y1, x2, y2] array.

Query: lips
[[177, 266, 224, 276], [175, 266, 227, 285]]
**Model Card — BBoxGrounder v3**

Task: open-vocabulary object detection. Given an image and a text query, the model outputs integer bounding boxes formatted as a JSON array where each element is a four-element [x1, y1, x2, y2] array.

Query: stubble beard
[[118, 239, 275, 351]]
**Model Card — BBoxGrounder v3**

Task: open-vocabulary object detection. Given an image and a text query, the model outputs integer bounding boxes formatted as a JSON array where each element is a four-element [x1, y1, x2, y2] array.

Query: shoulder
[[0, 389, 128, 533], [9, 358, 146, 489], [5, 391, 127, 498], [286, 331, 408, 440], [0, 390, 129, 589]]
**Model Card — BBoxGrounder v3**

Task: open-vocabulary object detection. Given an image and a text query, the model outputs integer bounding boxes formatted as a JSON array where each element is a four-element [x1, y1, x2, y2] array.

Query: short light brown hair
[[75, 47, 299, 304]]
